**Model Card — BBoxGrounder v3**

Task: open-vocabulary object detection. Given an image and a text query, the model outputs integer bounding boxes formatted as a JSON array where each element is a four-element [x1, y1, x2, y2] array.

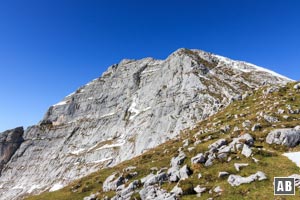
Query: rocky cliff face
[[0, 48, 292, 199], [0, 127, 24, 174]]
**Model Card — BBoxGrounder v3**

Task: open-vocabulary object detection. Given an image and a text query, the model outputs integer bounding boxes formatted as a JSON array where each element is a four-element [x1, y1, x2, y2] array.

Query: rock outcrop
[[0, 48, 292, 199], [0, 127, 24, 174]]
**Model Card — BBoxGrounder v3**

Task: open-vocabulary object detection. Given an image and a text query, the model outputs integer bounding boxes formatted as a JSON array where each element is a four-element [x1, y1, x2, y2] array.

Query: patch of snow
[[70, 148, 86, 155], [89, 157, 113, 164], [95, 139, 125, 151], [283, 152, 300, 167], [141, 68, 160, 74], [88, 97, 94, 100], [214, 54, 293, 81], [28, 185, 42, 193], [53, 100, 67, 107], [128, 97, 151, 120], [99, 112, 116, 118], [66, 92, 75, 98], [49, 183, 64, 192]]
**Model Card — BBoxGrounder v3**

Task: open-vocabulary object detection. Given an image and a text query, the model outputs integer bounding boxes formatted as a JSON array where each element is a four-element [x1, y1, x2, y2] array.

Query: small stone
[[234, 163, 249, 171], [251, 123, 262, 131], [198, 173, 202, 179], [214, 186, 223, 193], [218, 171, 230, 178], [194, 185, 206, 194]]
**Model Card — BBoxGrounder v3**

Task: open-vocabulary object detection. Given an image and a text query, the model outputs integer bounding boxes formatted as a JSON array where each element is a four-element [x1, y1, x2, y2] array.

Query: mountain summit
[[0, 48, 292, 199]]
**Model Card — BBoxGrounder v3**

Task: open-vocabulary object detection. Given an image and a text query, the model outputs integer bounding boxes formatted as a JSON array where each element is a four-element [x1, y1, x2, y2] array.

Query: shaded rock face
[[0, 48, 291, 199], [0, 127, 24, 174]]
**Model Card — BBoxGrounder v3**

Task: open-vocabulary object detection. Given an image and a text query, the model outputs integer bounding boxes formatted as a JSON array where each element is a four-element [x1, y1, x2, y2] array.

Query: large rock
[[228, 171, 267, 186], [266, 127, 300, 147], [0, 127, 24, 174], [0, 48, 291, 199], [139, 185, 177, 200]]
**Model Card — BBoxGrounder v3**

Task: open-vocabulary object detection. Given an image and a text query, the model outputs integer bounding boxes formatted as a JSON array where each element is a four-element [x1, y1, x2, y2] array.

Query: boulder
[[241, 144, 252, 158], [103, 173, 125, 192], [228, 171, 267, 186], [139, 185, 177, 200], [251, 124, 262, 131], [170, 151, 186, 168], [179, 165, 192, 180], [266, 127, 300, 147], [294, 83, 300, 90], [218, 171, 230, 178], [264, 115, 279, 123], [191, 153, 206, 164], [194, 185, 206, 194], [144, 172, 168, 187], [170, 185, 183, 195]]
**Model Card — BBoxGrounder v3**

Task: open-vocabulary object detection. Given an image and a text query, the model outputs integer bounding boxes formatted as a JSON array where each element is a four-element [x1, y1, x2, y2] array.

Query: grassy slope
[[27, 82, 300, 200]]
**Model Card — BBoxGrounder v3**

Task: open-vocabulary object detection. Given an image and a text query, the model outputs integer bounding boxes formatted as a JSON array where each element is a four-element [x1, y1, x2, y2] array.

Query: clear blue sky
[[0, 0, 299, 132]]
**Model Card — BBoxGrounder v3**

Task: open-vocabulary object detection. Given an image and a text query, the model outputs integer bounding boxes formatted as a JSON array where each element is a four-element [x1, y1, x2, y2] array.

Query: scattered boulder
[[179, 165, 192, 180], [194, 185, 206, 195], [251, 124, 262, 131], [266, 127, 300, 147], [83, 193, 99, 200], [208, 139, 227, 152], [227, 171, 267, 186], [139, 185, 177, 200], [213, 186, 223, 193], [144, 172, 168, 187], [294, 83, 300, 90], [241, 144, 252, 157], [242, 120, 252, 128], [119, 180, 140, 197], [263, 87, 279, 95], [264, 115, 279, 123], [218, 171, 230, 178], [103, 173, 125, 192], [191, 153, 206, 164], [277, 109, 285, 114], [171, 185, 183, 195], [171, 151, 186, 168], [220, 125, 230, 133]]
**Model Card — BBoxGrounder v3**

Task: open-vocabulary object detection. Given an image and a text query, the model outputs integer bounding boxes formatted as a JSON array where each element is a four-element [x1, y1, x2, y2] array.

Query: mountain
[[0, 48, 292, 200], [26, 81, 300, 200]]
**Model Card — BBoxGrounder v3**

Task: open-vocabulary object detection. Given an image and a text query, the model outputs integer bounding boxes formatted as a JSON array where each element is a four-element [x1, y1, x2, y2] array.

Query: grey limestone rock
[[241, 144, 252, 158], [0, 127, 24, 174], [144, 172, 168, 187], [0, 48, 291, 199], [234, 163, 249, 171], [218, 171, 230, 178], [139, 185, 177, 200], [251, 123, 262, 131], [264, 115, 279, 123], [191, 153, 206, 164], [227, 171, 267, 186], [194, 185, 206, 194], [294, 83, 300, 90], [266, 127, 300, 147]]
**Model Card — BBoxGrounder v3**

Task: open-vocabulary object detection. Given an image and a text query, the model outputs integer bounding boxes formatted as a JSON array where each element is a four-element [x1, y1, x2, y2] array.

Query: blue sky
[[0, 0, 299, 132]]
